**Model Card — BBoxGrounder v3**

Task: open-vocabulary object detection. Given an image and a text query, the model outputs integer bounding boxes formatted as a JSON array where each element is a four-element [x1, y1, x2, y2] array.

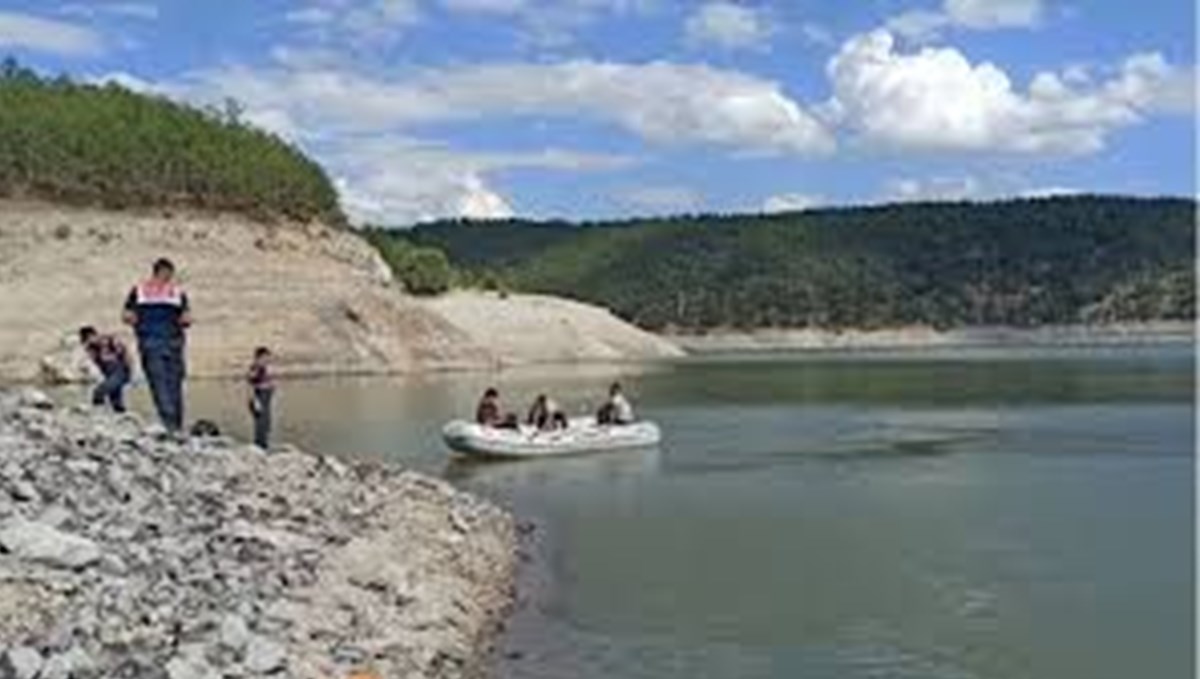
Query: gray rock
[[0, 463, 23, 483], [9, 481, 37, 502], [219, 614, 251, 652], [64, 459, 100, 476], [38, 647, 92, 679], [243, 637, 286, 674], [37, 506, 72, 528], [0, 517, 101, 569], [0, 646, 44, 679], [0, 388, 517, 679], [165, 653, 218, 679], [319, 455, 349, 479], [103, 467, 132, 502], [98, 553, 127, 575], [16, 389, 53, 410]]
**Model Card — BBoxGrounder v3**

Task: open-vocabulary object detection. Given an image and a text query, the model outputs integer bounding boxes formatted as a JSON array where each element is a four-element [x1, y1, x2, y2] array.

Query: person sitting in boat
[[527, 393, 568, 431], [597, 381, 635, 425], [476, 388, 518, 429]]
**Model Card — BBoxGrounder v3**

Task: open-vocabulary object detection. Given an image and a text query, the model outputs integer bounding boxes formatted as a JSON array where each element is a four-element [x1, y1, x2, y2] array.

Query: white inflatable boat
[[442, 418, 661, 458]]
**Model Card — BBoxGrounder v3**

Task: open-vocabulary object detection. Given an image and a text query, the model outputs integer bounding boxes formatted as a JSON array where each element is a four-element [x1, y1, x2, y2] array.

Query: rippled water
[[72, 344, 1195, 679]]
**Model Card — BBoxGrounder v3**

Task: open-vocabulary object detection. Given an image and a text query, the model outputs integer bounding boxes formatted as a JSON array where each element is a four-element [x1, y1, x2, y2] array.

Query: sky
[[0, 0, 1195, 225]]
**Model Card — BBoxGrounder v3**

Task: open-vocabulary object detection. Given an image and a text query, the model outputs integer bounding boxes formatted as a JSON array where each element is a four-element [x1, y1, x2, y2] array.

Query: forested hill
[[0, 58, 343, 224], [398, 196, 1196, 331]]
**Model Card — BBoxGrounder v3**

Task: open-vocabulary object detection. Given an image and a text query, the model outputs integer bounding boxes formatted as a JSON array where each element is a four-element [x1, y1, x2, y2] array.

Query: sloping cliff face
[[0, 202, 680, 383]]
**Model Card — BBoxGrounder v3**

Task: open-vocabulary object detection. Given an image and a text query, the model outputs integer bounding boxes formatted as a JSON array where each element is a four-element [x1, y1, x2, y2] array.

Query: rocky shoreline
[[0, 389, 517, 678]]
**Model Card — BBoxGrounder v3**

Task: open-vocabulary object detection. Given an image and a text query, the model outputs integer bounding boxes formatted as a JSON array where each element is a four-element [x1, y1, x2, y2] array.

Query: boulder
[[0, 518, 101, 569], [244, 637, 286, 674], [38, 343, 97, 386], [0, 646, 43, 679]]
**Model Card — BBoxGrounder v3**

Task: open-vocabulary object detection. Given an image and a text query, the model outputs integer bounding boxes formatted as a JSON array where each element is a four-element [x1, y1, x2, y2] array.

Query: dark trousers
[[139, 340, 185, 431], [252, 389, 273, 449], [92, 367, 129, 413]]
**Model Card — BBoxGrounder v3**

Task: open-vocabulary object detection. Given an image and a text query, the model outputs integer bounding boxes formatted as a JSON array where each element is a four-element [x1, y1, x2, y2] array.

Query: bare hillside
[[0, 202, 680, 383]]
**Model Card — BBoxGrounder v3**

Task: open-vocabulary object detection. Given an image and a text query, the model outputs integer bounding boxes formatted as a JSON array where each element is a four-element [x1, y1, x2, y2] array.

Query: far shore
[[15, 320, 1193, 389], [667, 321, 1196, 354]]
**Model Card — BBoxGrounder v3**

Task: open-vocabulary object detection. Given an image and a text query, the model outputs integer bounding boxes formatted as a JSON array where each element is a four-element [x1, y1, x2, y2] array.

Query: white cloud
[[761, 192, 823, 213], [888, 0, 1043, 41], [1019, 185, 1080, 198], [437, 0, 656, 46], [285, 7, 337, 25], [685, 2, 773, 51], [287, 0, 421, 46], [885, 10, 950, 42], [825, 29, 1191, 155], [799, 22, 836, 48], [945, 0, 1042, 29], [328, 137, 633, 224], [885, 175, 983, 202], [1105, 52, 1196, 115], [92, 70, 155, 92], [198, 59, 830, 230], [619, 185, 703, 212], [60, 3, 159, 20], [0, 10, 103, 56], [109, 54, 812, 224], [883, 175, 1085, 203], [440, 0, 528, 13], [457, 176, 515, 220], [180, 60, 833, 155]]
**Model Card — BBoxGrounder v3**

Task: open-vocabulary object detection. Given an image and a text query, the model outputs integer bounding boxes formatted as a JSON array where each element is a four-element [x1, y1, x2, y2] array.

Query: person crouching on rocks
[[78, 326, 131, 413], [246, 346, 275, 450], [123, 257, 191, 432]]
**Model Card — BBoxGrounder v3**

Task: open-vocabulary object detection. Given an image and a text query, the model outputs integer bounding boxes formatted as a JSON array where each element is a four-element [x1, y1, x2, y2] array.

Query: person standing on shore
[[78, 326, 131, 413], [123, 258, 191, 432], [246, 346, 275, 450]]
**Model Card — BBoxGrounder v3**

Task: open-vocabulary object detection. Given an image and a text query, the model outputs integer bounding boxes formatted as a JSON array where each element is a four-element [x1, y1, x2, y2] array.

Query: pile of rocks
[[0, 389, 516, 678]]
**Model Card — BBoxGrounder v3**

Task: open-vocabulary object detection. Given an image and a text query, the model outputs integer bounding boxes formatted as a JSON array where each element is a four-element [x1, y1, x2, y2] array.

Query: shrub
[[400, 248, 453, 296]]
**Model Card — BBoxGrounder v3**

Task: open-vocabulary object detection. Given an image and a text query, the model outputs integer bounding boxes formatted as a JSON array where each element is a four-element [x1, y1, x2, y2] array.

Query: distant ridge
[[396, 195, 1197, 331]]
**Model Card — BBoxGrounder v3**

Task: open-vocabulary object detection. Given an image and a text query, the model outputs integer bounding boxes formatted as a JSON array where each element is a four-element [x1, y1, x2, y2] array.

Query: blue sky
[[0, 0, 1194, 224]]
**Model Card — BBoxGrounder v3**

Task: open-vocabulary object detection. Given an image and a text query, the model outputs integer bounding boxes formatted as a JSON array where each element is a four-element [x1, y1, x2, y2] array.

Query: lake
[[77, 344, 1195, 679]]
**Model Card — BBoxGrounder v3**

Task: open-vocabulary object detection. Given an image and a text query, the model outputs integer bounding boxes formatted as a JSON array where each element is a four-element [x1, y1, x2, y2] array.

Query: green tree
[[388, 196, 1196, 330], [0, 58, 344, 225]]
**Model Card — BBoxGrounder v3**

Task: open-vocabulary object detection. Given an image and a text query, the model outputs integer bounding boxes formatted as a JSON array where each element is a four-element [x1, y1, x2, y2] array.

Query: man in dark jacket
[[78, 326, 131, 413], [123, 258, 191, 431]]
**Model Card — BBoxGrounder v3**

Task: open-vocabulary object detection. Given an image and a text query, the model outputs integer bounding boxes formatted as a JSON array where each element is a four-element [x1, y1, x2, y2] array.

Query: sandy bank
[[671, 322, 1196, 353], [0, 388, 516, 678], [0, 201, 680, 384], [418, 292, 684, 367]]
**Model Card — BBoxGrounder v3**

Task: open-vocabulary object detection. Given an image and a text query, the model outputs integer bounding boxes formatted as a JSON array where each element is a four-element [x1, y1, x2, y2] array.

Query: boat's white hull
[[442, 418, 661, 458]]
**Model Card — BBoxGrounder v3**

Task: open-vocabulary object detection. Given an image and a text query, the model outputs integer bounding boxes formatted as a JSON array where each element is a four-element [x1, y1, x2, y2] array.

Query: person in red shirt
[[123, 258, 191, 431], [78, 326, 131, 413]]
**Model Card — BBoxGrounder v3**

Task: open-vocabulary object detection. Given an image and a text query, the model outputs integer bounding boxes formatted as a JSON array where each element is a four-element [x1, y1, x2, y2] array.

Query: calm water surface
[[89, 345, 1194, 679]]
